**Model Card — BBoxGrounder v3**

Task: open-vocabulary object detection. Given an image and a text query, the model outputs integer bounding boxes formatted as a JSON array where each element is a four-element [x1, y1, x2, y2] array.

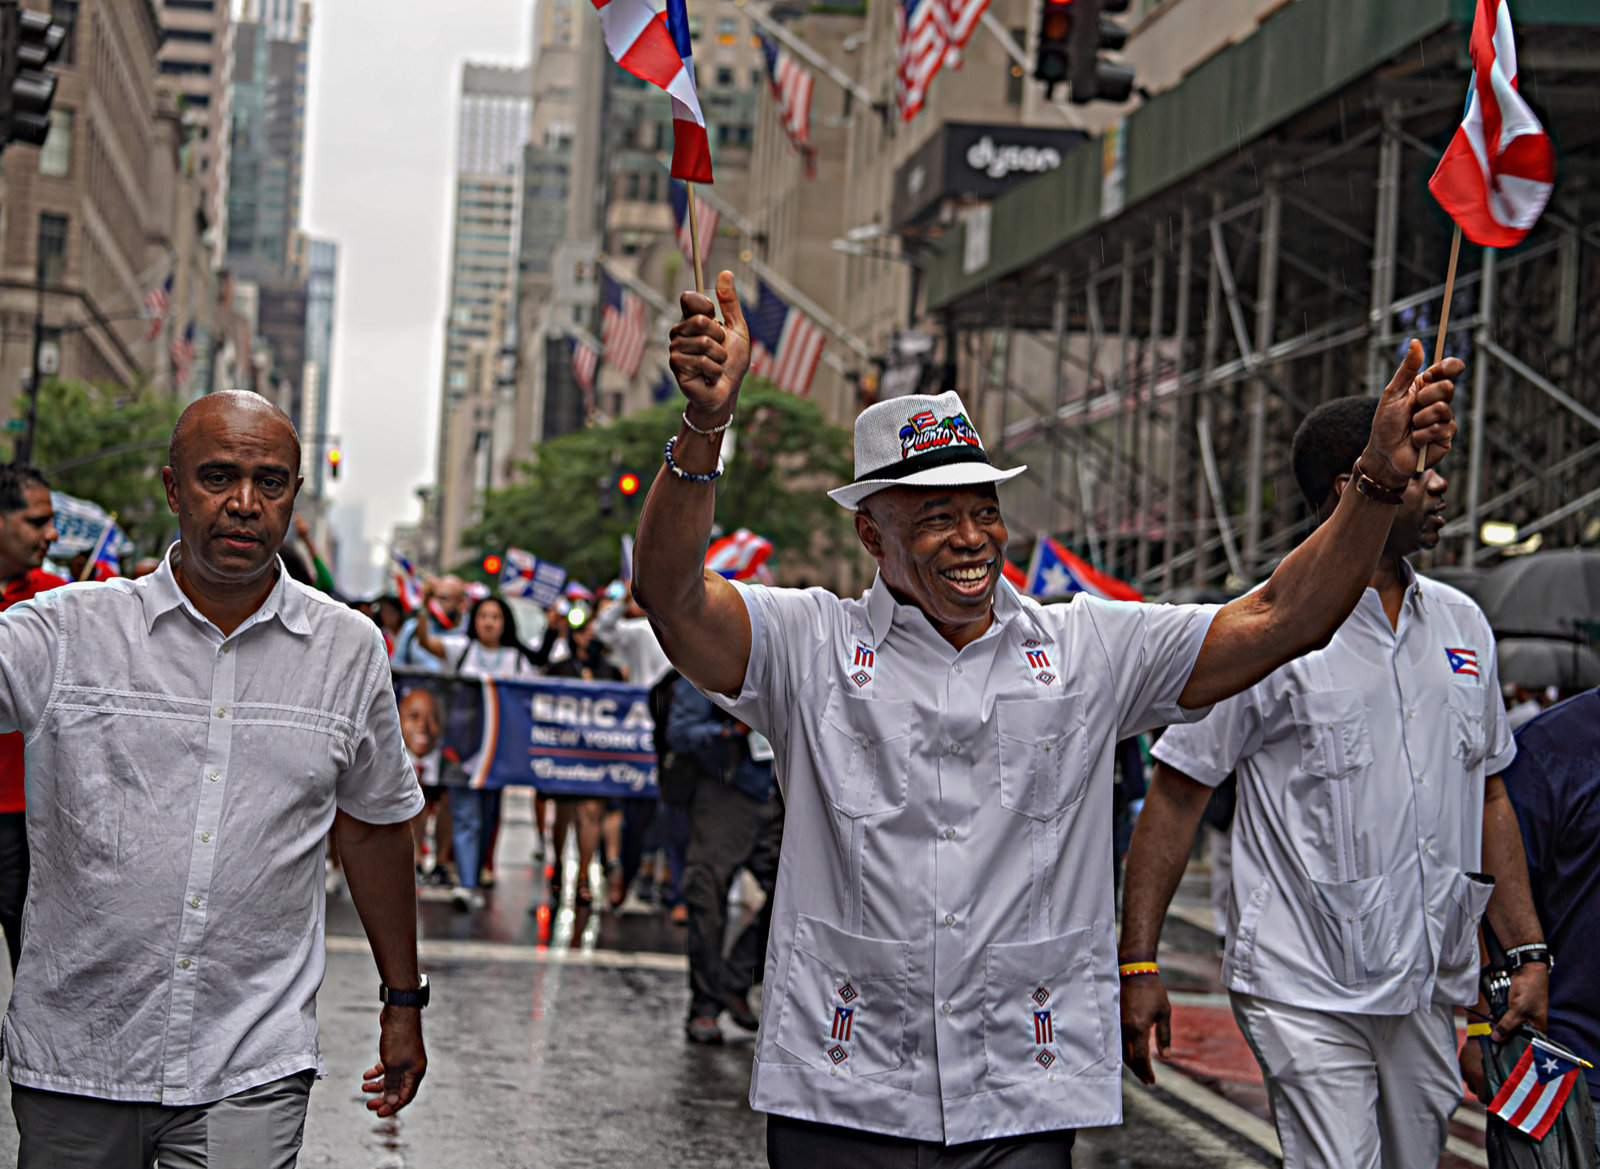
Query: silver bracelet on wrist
[[682, 409, 733, 437]]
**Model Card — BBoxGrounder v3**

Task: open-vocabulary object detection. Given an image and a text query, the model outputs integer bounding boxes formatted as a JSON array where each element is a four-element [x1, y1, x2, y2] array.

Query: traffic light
[[327, 446, 341, 480], [482, 554, 502, 576], [1066, 0, 1134, 105], [0, 3, 67, 151], [618, 472, 641, 498], [1032, 0, 1073, 95], [597, 473, 615, 518]]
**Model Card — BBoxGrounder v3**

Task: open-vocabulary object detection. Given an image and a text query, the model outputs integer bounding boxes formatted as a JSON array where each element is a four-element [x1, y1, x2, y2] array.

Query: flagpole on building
[[1417, 224, 1463, 475], [686, 184, 706, 295]]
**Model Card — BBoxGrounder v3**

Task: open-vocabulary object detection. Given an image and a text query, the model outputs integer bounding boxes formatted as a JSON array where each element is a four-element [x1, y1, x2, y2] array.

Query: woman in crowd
[[544, 606, 620, 908], [413, 589, 553, 910]]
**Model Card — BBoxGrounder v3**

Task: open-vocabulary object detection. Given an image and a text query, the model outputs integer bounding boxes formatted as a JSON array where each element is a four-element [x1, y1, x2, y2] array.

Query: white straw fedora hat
[[827, 391, 1027, 511]]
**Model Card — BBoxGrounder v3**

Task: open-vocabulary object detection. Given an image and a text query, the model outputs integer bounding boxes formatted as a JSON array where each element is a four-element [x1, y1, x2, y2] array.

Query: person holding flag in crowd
[[632, 262, 1457, 1164]]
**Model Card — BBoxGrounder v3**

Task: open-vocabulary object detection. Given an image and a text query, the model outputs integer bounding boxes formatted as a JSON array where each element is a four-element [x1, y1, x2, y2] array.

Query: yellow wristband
[[1118, 961, 1159, 977], [1466, 1022, 1493, 1038]]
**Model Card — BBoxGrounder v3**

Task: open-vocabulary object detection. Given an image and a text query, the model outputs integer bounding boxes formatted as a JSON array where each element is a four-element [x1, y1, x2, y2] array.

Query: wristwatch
[[379, 974, 430, 1009], [1503, 944, 1554, 974]]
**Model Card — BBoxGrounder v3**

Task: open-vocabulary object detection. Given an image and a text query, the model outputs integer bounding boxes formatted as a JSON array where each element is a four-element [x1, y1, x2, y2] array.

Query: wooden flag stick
[[1417, 224, 1463, 474], [686, 182, 705, 295]]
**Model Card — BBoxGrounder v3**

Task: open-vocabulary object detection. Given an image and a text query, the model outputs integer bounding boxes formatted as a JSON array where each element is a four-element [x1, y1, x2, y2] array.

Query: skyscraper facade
[[156, 0, 235, 268], [226, 0, 309, 280], [432, 63, 531, 570]]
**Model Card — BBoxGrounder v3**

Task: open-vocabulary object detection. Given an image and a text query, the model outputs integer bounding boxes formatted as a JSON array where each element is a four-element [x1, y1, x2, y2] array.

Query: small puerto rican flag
[[1034, 1010, 1054, 1046], [1488, 1036, 1592, 1140], [1446, 647, 1481, 678]]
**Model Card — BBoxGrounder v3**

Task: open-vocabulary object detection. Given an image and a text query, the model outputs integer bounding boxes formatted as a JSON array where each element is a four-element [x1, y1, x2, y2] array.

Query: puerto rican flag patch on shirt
[[1446, 647, 1480, 680]]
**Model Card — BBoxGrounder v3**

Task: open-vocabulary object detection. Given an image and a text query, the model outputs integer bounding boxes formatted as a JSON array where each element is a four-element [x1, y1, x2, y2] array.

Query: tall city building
[[432, 63, 532, 570], [155, 0, 234, 268], [0, 0, 210, 419], [300, 235, 338, 490], [226, 0, 309, 279]]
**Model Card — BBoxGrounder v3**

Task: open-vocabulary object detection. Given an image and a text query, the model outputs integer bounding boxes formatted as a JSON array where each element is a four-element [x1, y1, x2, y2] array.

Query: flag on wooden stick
[[590, 0, 712, 182], [1428, 0, 1554, 247]]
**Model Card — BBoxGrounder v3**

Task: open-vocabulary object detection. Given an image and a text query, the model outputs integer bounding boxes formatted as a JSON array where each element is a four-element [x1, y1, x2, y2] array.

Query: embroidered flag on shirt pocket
[[1446, 647, 1480, 678]]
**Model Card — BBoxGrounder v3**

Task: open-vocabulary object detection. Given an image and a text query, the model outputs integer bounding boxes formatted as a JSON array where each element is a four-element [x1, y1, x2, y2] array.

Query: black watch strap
[[379, 973, 430, 1009]]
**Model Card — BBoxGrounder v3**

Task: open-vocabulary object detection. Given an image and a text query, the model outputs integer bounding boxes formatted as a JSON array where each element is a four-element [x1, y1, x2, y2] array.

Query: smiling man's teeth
[[944, 564, 990, 583]]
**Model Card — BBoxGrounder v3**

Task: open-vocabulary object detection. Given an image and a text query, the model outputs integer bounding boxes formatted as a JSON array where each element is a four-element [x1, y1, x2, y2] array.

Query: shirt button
[[208, 771, 220, 782], [221, 643, 233, 655], [1417, 774, 1426, 785], [949, 743, 961, 756], [200, 831, 211, 842], [943, 828, 955, 840], [829, 1067, 838, 1077], [944, 914, 956, 926], [215, 707, 226, 718], [953, 664, 963, 675], [189, 896, 201, 908], [940, 1002, 952, 1015], [179, 958, 191, 970]]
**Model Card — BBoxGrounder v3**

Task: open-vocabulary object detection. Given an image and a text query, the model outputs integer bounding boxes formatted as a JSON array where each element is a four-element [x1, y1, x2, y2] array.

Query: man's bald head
[[169, 390, 301, 473]]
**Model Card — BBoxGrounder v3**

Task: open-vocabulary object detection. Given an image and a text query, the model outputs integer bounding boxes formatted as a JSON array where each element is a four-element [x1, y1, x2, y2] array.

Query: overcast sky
[[302, 0, 531, 566]]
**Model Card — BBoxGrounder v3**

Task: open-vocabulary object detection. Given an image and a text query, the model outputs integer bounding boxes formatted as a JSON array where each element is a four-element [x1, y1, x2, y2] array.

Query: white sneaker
[[451, 885, 485, 911]]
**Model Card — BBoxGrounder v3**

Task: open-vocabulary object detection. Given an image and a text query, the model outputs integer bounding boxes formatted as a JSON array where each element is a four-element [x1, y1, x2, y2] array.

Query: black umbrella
[[1477, 549, 1600, 640], [1424, 565, 1491, 605], [1494, 637, 1600, 691]]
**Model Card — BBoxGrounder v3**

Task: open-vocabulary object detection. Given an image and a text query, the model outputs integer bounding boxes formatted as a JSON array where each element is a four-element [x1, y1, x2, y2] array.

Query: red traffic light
[[327, 447, 341, 466], [618, 472, 641, 496], [483, 554, 503, 575]]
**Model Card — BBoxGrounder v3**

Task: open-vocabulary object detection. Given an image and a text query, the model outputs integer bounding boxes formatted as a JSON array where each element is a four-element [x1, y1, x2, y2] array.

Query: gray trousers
[[11, 1070, 313, 1169], [767, 1115, 1075, 1168]]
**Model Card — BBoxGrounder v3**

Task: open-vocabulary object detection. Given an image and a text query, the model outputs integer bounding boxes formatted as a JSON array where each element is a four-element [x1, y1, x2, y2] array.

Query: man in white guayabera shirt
[[0, 392, 428, 1167], [630, 269, 1461, 1168]]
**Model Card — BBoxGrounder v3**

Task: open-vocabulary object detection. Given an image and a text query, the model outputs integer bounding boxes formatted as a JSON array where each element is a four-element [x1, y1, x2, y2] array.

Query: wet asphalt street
[[0, 789, 1486, 1166]]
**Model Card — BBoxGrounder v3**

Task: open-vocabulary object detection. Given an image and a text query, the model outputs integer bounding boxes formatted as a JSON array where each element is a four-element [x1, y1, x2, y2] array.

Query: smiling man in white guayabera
[[633, 270, 1459, 1168]]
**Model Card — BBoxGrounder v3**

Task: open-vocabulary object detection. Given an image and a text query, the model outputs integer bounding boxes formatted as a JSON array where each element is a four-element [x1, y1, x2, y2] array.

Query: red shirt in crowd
[[0, 568, 69, 814]]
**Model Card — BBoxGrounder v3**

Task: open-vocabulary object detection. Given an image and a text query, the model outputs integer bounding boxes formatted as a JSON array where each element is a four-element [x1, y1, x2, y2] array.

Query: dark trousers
[[767, 1116, 1075, 1168], [0, 811, 28, 972], [684, 778, 782, 1019]]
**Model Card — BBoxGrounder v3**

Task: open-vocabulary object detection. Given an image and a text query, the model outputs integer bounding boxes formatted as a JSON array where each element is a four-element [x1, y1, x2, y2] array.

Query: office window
[[164, 27, 214, 43], [715, 66, 734, 87], [688, 15, 701, 38], [165, 0, 217, 8], [625, 172, 640, 200], [646, 173, 659, 203], [37, 214, 69, 284], [752, 69, 765, 89], [38, 109, 72, 177], [715, 17, 737, 43], [50, 0, 77, 65]]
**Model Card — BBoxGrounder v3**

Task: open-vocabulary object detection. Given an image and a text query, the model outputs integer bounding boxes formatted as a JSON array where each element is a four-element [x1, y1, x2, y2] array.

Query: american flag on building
[[669, 179, 718, 267], [143, 274, 172, 342], [600, 272, 648, 380], [756, 31, 816, 175], [170, 323, 196, 391], [747, 280, 826, 396], [569, 336, 599, 410], [894, 0, 990, 120]]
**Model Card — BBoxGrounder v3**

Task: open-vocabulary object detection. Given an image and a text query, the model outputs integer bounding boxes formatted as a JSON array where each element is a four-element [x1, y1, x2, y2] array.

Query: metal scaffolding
[[940, 18, 1600, 596]]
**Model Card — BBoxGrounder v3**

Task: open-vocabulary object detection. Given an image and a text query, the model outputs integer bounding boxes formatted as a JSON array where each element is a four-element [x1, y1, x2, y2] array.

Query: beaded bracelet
[[1118, 961, 1159, 978], [664, 436, 724, 483], [682, 409, 733, 437]]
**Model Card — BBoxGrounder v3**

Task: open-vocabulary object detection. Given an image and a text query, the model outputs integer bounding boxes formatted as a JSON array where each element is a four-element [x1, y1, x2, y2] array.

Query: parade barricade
[[393, 668, 658, 799]]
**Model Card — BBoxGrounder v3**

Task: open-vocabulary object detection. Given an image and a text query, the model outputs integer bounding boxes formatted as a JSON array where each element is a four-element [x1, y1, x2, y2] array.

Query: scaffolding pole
[[1045, 270, 1069, 537], [1244, 185, 1281, 577]]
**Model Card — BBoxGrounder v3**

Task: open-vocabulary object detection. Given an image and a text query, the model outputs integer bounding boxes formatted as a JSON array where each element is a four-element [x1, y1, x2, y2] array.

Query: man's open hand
[[362, 1006, 426, 1117], [669, 270, 749, 421], [1363, 340, 1462, 489], [1120, 974, 1173, 1085]]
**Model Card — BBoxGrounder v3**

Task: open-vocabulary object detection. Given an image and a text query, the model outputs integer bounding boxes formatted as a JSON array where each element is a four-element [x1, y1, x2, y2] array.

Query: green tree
[[466, 379, 854, 587], [14, 379, 184, 555]]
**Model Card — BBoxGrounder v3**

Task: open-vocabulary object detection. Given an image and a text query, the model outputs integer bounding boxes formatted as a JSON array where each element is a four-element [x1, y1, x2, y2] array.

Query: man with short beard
[[0, 465, 64, 971], [0, 392, 428, 1167], [1120, 395, 1547, 1169], [632, 272, 1459, 1166]]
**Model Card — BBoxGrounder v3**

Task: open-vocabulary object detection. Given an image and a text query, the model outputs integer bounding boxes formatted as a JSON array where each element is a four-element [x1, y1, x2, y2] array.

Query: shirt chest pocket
[[1446, 690, 1488, 769], [995, 695, 1089, 821], [1289, 689, 1374, 778], [817, 692, 912, 818]]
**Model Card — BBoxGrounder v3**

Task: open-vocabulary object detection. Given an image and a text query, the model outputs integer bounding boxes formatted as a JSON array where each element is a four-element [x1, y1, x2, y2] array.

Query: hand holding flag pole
[[1421, 0, 1555, 473]]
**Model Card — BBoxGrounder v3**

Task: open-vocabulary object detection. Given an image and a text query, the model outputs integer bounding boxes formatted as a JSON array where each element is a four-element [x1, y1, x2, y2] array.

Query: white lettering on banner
[[530, 758, 656, 792], [965, 136, 1063, 180], [530, 693, 652, 730]]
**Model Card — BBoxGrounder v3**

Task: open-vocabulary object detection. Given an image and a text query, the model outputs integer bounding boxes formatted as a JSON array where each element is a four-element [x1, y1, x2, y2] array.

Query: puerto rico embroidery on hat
[[898, 410, 981, 459]]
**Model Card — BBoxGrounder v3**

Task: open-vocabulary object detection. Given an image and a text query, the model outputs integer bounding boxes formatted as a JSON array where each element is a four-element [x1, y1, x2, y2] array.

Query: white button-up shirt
[[1152, 568, 1514, 1015], [0, 553, 423, 1105], [711, 575, 1215, 1143]]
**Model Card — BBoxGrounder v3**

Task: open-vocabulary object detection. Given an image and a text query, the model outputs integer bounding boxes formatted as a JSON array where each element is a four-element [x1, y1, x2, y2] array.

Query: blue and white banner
[[398, 672, 657, 799]]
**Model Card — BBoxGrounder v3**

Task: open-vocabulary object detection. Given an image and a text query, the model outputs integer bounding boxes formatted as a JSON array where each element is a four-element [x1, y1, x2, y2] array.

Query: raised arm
[[632, 270, 754, 698], [1178, 341, 1459, 709], [410, 580, 446, 661]]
